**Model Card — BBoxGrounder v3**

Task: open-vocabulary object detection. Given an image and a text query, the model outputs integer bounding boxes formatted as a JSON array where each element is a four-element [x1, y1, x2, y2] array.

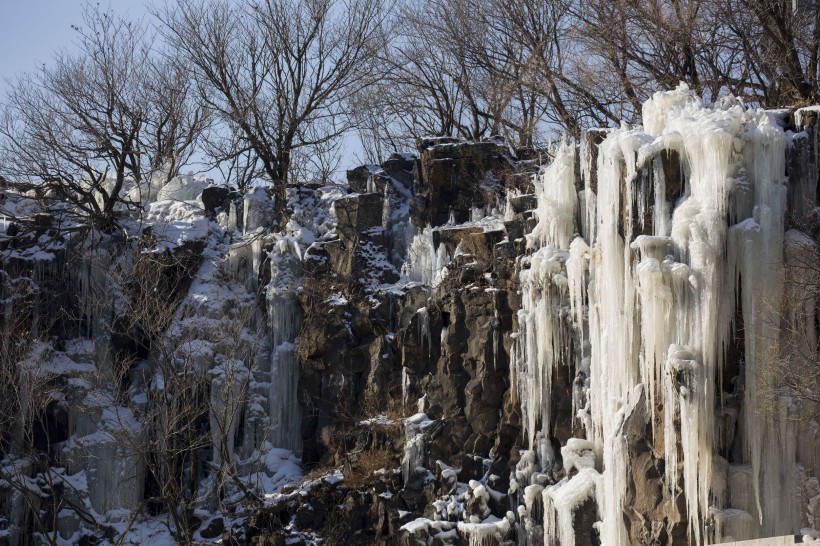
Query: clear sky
[[0, 1, 154, 88]]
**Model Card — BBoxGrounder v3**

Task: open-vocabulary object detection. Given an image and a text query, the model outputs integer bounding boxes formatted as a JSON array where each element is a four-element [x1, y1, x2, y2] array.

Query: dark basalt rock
[[574, 498, 602, 546], [621, 389, 687, 546], [201, 185, 233, 218], [298, 189, 405, 466], [332, 192, 384, 247], [199, 516, 225, 539], [347, 164, 380, 193], [289, 141, 543, 543], [508, 193, 537, 214], [580, 128, 610, 194], [347, 154, 417, 195], [411, 138, 539, 228], [661, 149, 684, 203]]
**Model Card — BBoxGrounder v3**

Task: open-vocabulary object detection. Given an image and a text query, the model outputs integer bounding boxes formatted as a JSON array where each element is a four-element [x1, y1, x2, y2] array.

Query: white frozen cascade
[[403, 225, 452, 287], [266, 235, 304, 453], [512, 84, 819, 545]]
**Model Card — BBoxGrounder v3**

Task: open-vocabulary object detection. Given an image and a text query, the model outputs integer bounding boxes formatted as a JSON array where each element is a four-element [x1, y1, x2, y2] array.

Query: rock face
[[297, 190, 405, 465], [2, 92, 820, 546], [284, 97, 819, 546], [621, 389, 687, 546], [411, 138, 538, 227]]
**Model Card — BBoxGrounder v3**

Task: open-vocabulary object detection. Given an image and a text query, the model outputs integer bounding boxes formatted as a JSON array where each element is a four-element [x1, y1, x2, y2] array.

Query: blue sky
[[0, 1, 153, 89]]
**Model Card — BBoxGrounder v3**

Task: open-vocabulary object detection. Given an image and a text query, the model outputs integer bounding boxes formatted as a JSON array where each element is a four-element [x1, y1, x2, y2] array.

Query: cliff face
[[1, 88, 819, 546]]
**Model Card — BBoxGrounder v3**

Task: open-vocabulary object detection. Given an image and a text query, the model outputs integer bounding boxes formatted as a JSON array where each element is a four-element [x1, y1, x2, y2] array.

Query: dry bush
[[342, 447, 395, 490], [301, 463, 339, 484], [359, 392, 408, 428]]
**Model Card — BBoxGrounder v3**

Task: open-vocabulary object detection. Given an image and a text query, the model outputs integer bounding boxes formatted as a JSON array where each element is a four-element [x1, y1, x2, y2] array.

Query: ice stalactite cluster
[[61, 401, 145, 516], [403, 226, 452, 287], [266, 236, 304, 454], [73, 240, 116, 376], [401, 412, 435, 483], [514, 141, 580, 449], [512, 84, 818, 544], [209, 359, 251, 467], [368, 164, 415, 269]]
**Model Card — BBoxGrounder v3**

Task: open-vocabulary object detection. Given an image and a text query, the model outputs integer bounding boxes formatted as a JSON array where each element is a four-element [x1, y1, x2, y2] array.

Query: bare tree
[[716, 0, 820, 105], [357, 0, 636, 154], [160, 0, 386, 223], [365, 0, 529, 148], [141, 53, 211, 192], [568, 0, 820, 114], [358, 0, 820, 160], [0, 5, 206, 232]]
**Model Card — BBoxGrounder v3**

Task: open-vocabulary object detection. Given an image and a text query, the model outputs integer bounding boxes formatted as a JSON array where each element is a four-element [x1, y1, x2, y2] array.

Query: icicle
[[513, 142, 582, 446], [651, 154, 672, 236], [566, 237, 589, 350], [528, 141, 578, 249], [417, 307, 431, 357], [641, 83, 700, 138], [402, 226, 451, 287], [515, 246, 572, 445], [456, 514, 513, 546], [402, 413, 434, 483], [267, 237, 304, 453], [632, 236, 674, 435], [579, 131, 602, 245], [504, 188, 521, 222], [586, 135, 648, 546]]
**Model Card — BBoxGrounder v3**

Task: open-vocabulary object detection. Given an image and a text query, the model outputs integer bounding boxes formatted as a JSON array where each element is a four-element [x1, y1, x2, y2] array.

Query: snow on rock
[[156, 172, 210, 203], [543, 468, 601, 546], [456, 514, 513, 546], [243, 186, 275, 233], [402, 413, 436, 483]]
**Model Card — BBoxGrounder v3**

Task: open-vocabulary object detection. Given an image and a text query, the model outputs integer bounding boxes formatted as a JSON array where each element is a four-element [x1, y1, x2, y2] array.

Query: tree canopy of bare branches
[[159, 0, 387, 223], [2, 0, 820, 209], [354, 0, 820, 162], [0, 6, 206, 232]]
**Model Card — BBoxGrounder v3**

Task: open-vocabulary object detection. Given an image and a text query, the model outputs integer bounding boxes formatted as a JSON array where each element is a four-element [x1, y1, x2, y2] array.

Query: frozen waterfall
[[512, 85, 816, 545]]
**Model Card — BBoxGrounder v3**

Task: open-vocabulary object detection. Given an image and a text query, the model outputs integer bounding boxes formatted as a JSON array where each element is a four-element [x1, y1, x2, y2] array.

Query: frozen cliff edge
[[1, 87, 819, 545]]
